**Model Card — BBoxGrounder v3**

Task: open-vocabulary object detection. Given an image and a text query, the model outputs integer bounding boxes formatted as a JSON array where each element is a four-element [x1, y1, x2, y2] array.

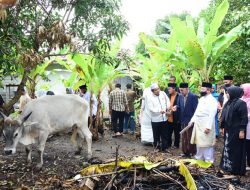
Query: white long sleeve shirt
[[147, 91, 170, 122], [81, 91, 98, 116], [191, 94, 218, 130]]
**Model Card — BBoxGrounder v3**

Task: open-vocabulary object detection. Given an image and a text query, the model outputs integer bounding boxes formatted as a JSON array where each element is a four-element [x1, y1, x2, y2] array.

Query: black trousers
[[111, 110, 125, 133], [166, 121, 181, 148], [246, 139, 250, 167], [151, 121, 168, 151]]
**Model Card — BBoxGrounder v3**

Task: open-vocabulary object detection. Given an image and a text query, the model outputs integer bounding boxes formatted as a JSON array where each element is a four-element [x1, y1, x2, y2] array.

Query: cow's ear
[[21, 112, 32, 124], [23, 121, 38, 128]]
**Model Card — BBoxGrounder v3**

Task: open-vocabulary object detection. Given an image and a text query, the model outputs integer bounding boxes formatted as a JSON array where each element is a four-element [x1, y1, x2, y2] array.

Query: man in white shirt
[[79, 85, 98, 129], [189, 82, 218, 163], [147, 83, 170, 152], [140, 87, 154, 144]]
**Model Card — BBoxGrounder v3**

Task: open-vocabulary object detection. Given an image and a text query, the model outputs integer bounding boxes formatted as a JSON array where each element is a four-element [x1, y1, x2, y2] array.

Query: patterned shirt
[[109, 88, 128, 112]]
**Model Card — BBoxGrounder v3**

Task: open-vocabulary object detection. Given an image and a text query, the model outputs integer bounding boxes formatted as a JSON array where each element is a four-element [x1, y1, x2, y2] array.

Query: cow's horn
[[0, 111, 7, 120], [21, 112, 32, 124]]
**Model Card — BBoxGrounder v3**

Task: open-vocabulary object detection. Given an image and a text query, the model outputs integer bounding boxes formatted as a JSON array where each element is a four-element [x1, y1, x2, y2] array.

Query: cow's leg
[[36, 133, 48, 170], [75, 134, 84, 155], [25, 145, 32, 163], [77, 127, 92, 159]]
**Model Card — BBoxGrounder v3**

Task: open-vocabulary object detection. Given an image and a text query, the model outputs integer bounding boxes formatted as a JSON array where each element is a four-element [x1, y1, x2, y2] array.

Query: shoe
[[112, 132, 121, 137], [205, 160, 214, 164], [161, 149, 170, 153], [123, 130, 128, 134], [171, 146, 178, 150], [129, 131, 135, 135], [179, 153, 191, 158], [246, 167, 250, 171], [154, 148, 160, 153]]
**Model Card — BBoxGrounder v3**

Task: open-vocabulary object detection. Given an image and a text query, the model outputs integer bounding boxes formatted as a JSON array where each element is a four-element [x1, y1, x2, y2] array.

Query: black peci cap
[[168, 83, 177, 88], [224, 75, 233, 80], [179, 83, 188, 88], [202, 82, 212, 88]]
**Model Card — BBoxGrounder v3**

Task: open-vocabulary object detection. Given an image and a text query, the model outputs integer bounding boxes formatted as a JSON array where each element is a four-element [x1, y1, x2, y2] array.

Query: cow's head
[[1, 112, 32, 155]]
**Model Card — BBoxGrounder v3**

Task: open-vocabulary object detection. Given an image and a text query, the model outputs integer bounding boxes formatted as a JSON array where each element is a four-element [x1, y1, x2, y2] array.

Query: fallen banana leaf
[[181, 159, 212, 169], [179, 161, 197, 190], [80, 156, 197, 190], [80, 156, 161, 176]]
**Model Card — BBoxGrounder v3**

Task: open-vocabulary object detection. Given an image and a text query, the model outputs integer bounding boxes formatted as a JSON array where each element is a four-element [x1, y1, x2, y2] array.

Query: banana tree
[[131, 32, 188, 89], [57, 53, 126, 140], [26, 61, 52, 98], [169, 0, 242, 82], [15, 59, 52, 98]]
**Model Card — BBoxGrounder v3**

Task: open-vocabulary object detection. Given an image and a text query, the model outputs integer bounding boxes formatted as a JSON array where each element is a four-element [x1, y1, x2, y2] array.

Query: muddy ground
[[0, 127, 250, 189]]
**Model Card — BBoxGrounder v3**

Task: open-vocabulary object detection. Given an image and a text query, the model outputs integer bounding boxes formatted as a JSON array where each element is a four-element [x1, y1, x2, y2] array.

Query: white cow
[[1, 95, 92, 169]]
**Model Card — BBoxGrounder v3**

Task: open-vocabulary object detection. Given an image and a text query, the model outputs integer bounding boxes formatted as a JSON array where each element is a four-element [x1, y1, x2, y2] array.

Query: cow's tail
[[71, 125, 78, 145]]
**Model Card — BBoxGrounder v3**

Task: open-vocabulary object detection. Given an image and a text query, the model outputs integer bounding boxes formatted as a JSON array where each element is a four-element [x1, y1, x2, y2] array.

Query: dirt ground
[[0, 128, 250, 189]]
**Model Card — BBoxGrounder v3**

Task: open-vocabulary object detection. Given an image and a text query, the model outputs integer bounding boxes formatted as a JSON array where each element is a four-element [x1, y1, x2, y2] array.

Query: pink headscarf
[[241, 83, 250, 113]]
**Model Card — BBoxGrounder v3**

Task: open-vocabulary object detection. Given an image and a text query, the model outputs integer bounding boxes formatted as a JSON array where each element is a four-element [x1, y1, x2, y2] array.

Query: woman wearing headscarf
[[220, 86, 248, 175], [241, 83, 250, 169]]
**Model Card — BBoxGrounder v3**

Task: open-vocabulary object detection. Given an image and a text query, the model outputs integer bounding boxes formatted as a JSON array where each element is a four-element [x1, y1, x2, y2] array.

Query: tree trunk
[[89, 91, 99, 140], [27, 78, 36, 99], [89, 91, 93, 129], [95, 91, 103, 139], [2, 71, 28, 115]]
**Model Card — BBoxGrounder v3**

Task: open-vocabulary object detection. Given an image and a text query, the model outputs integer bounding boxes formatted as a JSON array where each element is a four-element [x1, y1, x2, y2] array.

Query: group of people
[[139, 75, 250, 176], [109, 83, 137, 137], [1, 75, 249, 177]]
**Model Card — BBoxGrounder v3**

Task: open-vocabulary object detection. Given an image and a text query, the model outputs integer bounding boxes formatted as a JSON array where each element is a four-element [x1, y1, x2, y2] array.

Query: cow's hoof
[[35, 164, 43, 171]]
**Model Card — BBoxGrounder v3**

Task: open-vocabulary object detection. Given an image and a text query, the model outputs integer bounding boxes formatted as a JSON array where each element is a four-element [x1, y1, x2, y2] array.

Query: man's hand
[[172, 106, 177, 112], [160, 110, 166, 114], [188, 121, 194, 127], [126, 108, 130, 113], [239, 131, 245, 139], [204, 128, 210, 134], [109, 110, 112, 116], [220, 129, 224, 137]]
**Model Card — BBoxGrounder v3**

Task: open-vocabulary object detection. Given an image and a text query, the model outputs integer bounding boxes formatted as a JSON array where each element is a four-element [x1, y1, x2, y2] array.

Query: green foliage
[[168, 0, 242, 82], [200, 0, 250, 83], [131, 33, 179, 89], [0, 0, 129, 113], [56, 42, 127, 95], [133, 0, 244, 92], [0, 0, 129, 78], [155, 12, 190, 40]]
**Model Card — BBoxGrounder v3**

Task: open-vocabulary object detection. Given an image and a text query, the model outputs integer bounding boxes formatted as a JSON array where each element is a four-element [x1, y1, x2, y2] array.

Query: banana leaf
[[80, 157, 197, 190], [80, 156, 161, 176], [210, 23, 242, 65], [197, 18, 205, 44], [169, 17, 204, 69], [203, 0, 229, 57], [179, 161, 197, 190], [181, 159, 212, 169]]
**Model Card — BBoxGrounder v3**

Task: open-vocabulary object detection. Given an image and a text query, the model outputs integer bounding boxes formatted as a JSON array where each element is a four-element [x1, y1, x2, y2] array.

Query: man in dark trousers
[[179, 82, 198, 157], [124, 83, 137, 135], [0, 94, 4, 109], [109, 83, 128, 137], [166, 83, 182, 149]]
